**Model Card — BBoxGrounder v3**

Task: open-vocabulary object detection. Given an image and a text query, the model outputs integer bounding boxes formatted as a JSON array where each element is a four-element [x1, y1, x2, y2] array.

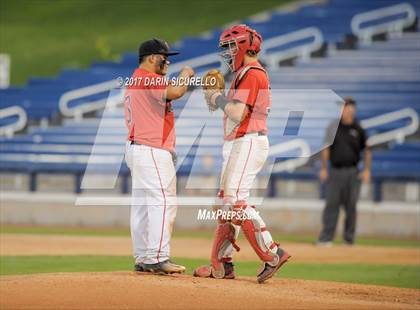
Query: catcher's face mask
[[219, 39, 239, 72], [219, 24, 263, 72]]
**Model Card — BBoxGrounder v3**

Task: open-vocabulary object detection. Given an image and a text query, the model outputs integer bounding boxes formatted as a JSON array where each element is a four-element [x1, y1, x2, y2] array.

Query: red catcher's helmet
[[219, 24, 263, 72]]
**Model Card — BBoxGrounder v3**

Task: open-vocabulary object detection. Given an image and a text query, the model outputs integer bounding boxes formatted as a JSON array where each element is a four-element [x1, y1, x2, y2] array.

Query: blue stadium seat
[[1, 0, 419, 199]]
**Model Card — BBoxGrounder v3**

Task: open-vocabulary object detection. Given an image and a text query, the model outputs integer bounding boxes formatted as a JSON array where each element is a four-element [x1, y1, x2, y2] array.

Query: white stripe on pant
[[125, 142, 177, 264]]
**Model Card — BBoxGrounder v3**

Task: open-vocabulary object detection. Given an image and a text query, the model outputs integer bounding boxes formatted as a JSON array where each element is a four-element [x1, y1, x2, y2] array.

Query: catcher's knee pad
[[231, 200, 247, 225], [232, 201, 279, 264], [210, 222, 240, 278]]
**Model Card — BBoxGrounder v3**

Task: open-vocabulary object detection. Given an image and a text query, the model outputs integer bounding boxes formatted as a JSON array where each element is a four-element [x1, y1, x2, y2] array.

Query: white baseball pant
[[125, 142, 177, 264], [218, 133, 277, 259]]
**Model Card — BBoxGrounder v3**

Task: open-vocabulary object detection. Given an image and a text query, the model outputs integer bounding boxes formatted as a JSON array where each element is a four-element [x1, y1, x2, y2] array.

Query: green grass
[[1, 256, 419, 289], [1, 225, 419, 248], [0, 225, 131, 237], [176, 230, 420, 248], [0, 0, 292, 85]]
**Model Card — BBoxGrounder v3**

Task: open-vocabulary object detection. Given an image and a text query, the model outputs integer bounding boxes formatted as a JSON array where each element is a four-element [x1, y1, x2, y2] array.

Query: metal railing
[[361, 107, 419, 146], [168, 52, 226, 75], [268, 107, 419, 172], [0, 105, 27, 137], [58, 53, 226, 120], [58, 28, 326, 119], [260, 27, 324, 69], [59, 80, 122, 121], [351, 3, 416, 45]]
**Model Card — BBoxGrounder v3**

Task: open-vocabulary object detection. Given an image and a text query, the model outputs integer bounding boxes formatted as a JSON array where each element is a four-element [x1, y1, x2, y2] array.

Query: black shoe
[[134, 263, 146, 272], [257, 248, 291, 284], [223, 262, 235, 279]]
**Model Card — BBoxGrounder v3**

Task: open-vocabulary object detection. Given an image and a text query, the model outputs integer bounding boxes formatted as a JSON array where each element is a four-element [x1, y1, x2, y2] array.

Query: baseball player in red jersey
[[194, 25, 291, 283], [124, 38, 194, 274]]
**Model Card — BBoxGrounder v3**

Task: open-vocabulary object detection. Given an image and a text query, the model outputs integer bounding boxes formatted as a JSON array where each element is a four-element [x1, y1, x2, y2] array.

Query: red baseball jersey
[[225, 61, 271, 141], [124, 68, 175, 153]]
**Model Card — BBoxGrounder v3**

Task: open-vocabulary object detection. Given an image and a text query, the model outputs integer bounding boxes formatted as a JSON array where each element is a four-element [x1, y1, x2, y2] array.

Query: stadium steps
[[1, 0, 419, 200]]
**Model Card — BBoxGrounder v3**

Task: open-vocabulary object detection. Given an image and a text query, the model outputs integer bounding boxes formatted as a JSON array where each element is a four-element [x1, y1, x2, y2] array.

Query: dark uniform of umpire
[[317, 97, 371, 245]]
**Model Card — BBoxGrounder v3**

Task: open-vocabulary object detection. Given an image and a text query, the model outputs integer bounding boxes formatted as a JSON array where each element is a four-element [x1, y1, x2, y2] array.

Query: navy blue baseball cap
[[139, 38, 179, 57]]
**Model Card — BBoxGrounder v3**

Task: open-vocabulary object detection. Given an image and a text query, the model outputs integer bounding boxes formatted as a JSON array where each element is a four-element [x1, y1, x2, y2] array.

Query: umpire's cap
[[139, 38, 179, 57], [343, 96, 356, 106]]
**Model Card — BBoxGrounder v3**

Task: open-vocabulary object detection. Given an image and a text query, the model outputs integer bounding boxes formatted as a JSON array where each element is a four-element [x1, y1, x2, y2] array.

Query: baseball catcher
[[194, 24, 291, 283]]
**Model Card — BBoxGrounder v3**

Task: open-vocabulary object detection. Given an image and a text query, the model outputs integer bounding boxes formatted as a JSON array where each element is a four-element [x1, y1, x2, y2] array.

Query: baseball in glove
[[203, 69, 225, 111]]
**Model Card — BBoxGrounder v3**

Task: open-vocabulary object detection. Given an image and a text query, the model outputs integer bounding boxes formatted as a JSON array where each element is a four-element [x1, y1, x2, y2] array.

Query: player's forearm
[[363, 148, 372, 171], [166, 67, 194, 100], [224, 102, 249, 123], [166, 83, 187, 100], [212, 94, 248, 122], [320, 148, 329, 170], [166, 71, 189, 100]]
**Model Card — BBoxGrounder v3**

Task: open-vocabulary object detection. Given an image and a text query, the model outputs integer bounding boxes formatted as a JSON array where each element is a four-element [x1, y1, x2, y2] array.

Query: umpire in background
[[317, 97, 371, 246]]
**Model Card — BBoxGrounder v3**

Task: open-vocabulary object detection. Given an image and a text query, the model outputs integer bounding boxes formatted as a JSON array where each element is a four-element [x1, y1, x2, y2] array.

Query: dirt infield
[[1, 234, 419, 264], [1, 234, 419, 309], [1, 272, 419, 309]]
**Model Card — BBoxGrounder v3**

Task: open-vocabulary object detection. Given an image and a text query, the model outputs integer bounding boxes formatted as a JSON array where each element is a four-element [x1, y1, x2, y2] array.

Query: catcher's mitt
[[203, 69, 225, 111]]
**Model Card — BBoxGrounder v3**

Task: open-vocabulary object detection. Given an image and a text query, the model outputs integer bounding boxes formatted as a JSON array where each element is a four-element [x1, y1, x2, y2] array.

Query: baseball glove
[[203, 69, 225, 111]]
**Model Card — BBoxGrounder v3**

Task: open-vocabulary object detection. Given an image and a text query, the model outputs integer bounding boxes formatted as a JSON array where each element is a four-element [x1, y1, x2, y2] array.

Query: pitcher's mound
[[1, 272, 418, 309]]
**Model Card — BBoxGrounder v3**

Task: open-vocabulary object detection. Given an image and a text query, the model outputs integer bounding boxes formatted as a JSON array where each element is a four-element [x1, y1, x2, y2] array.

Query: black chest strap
[[233, 65, 267, 89]]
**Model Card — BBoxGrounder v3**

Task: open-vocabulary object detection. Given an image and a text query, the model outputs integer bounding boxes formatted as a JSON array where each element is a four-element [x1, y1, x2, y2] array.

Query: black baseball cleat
[[257, 248, 291, 284], [223, 262, 235, 279], [142, 260, 186, 274], [134, 262, 147, 272]]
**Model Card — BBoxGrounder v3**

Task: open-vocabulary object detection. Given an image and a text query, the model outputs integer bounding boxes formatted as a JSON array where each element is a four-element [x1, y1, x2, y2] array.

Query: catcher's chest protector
[[224, 65, 271, 139], [230, 65, 271, 116]]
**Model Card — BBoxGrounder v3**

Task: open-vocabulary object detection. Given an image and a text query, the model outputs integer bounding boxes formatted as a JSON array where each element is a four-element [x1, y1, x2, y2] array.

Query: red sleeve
[[231, 73, 259, 108]]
